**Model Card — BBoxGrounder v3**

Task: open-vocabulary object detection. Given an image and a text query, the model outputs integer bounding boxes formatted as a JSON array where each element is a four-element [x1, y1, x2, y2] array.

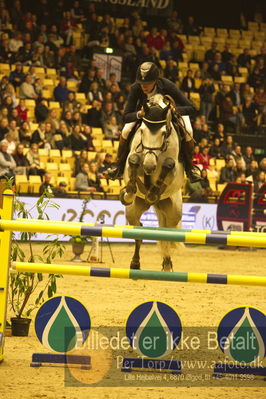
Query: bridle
[[135, 115, 172, 161]]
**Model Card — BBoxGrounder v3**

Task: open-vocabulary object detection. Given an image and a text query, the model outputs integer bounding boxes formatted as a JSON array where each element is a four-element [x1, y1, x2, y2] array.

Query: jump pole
[[16, 218, 266, 237], [13, 262, 266, 287], [1, 220, 266, 247]]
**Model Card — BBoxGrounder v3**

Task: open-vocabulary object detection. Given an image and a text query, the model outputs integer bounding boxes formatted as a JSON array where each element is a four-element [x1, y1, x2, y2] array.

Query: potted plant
[[70, 198, 92, 262], [9, 192, 65, 336]]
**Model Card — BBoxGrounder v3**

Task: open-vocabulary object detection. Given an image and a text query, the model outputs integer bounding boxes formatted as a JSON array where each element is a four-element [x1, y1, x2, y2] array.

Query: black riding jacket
[[124, 77, 196, 124]]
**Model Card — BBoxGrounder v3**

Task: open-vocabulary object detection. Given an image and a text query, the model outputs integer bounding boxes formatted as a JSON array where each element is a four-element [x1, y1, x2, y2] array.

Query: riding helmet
[[136, 62, 160, 84]]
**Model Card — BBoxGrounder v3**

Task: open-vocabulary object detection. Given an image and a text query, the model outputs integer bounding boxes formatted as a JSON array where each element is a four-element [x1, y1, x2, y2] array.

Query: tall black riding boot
[[182, 139, 202, 183], [105, 137, 129, 180]]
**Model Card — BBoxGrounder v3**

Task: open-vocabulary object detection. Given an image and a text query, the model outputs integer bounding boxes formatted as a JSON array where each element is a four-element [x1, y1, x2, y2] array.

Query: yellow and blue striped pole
[[13, 262, 266, 287], [1, 220, 266, 247]]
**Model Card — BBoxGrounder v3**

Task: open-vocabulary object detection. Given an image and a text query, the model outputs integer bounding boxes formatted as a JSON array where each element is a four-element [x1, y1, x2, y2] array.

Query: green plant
[[9, 191, 65, 319]]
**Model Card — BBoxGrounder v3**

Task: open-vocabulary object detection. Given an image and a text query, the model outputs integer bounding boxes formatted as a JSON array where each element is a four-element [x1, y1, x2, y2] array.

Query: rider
[[106, 62, 201, 182]]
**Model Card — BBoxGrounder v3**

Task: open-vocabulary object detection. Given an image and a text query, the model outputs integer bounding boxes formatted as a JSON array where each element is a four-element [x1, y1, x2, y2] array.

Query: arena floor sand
[[1, 243, 265, 399]]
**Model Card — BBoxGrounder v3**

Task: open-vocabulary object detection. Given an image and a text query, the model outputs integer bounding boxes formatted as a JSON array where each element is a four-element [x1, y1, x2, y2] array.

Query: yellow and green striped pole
[[1, 220, 266, 247], [16, 218, 266, 237], [14, 262, 266, 287]]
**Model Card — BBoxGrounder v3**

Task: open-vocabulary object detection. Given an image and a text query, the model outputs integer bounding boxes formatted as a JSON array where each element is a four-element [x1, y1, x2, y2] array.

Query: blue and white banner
[[15, 197, 217, 242]]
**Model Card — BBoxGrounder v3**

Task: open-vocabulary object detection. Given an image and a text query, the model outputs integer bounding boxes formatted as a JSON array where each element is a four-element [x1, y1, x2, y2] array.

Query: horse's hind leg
[[126, 197, 150, 270]]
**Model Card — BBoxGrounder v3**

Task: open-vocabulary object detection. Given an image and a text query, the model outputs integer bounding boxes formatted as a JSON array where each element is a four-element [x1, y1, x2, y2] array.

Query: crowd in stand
[[0, 0, 265, 198]]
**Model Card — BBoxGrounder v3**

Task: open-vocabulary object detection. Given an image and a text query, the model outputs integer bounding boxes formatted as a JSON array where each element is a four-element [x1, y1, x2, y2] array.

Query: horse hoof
[[130, 262, 140, 270], [120, 188, 132, 205], [162, 264, 173, 272], [162, 257, 173, 272]]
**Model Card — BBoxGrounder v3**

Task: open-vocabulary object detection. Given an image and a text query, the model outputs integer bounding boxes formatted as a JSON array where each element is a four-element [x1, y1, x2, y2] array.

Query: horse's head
[[138, 95, 171, 175]]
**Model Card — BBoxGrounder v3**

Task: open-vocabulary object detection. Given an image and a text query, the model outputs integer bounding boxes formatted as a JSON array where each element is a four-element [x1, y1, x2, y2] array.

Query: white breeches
[[121, 116, 193, 141]]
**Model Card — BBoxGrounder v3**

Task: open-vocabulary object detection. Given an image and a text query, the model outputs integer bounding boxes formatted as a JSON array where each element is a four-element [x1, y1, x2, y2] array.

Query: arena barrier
[[1, 219, 266, 247], [1, 189, 266, 364], [14, 262, 266, 287]]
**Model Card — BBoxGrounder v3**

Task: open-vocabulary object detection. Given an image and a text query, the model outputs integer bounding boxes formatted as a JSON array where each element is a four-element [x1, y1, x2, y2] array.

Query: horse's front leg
[[146, 157, 175, 205], [120, 153, 141, 205], [126, 197, 150, 270]]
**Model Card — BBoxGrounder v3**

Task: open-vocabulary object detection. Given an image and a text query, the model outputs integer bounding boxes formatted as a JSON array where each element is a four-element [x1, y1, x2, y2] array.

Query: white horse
[[120, 94, 184, 271]]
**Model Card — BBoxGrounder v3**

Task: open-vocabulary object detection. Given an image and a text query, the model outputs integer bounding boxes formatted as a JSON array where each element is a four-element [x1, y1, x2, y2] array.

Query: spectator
[[211, 52, 226, 73], [79, 69, 96, 94], [221, 44, 233, 63], [0, 118, 9, 141], [4, 133, 16, 154], [87, 81, 103, 104], [104, 115, 120, 140], [200, 169, 213, 193], [214, 123, 226, 144], [39, 172, 54, 195], [35, 98, 49, 122], [19, 121, 32, 147], [98, 153, 113, 175], [220, 135, 234, 159], [87, 100, 102, 128], [26, 143, 45, 177], [54, 76, 69, 103], [235, 159, 246, 176], [63, 92, 80, 112], [75, 162, 97, 192], [199, 78, 215, 121], [74, 149, 88, 176], [9, 62, 24, 88], [15, 99, 28, 123], [254, 171, 265, 192], [246, 160, 259, 180], [219, 159, 237, 183], [259, 158, 266, 173], [193, 119, 205, 144], [226, 83, 243, 107], [13, 143, 29, 175], [230, 145, 246, 168], [181, 70, 195, 96], [164, 59, 179, 82], [242, 95, 259, 130], [184, 16, 200, 36], [185, 177, 209, 203], [0, 140, 16, 180], [19, 75, 38, 100], [220, 96, 243, 131], [31, 122, 47, 148], [82, 125, 95, 151], [237, 48, 251, 69], [45, 109, 60, 133], [8, 120, 20, 142], [67, 125, 87, 151], [209, 138, 222, 159], [87, 161, 103, 192], [53, 181, 68, 197], [198, 146, 211, 169], [209, 63, 221, 82], [205, 42, 218, 64], [192, 145, 201, 166]]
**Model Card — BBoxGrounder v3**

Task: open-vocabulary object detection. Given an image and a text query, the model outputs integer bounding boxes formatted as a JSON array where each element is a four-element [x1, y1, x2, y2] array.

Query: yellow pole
[[0, 190, 14, 363]]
